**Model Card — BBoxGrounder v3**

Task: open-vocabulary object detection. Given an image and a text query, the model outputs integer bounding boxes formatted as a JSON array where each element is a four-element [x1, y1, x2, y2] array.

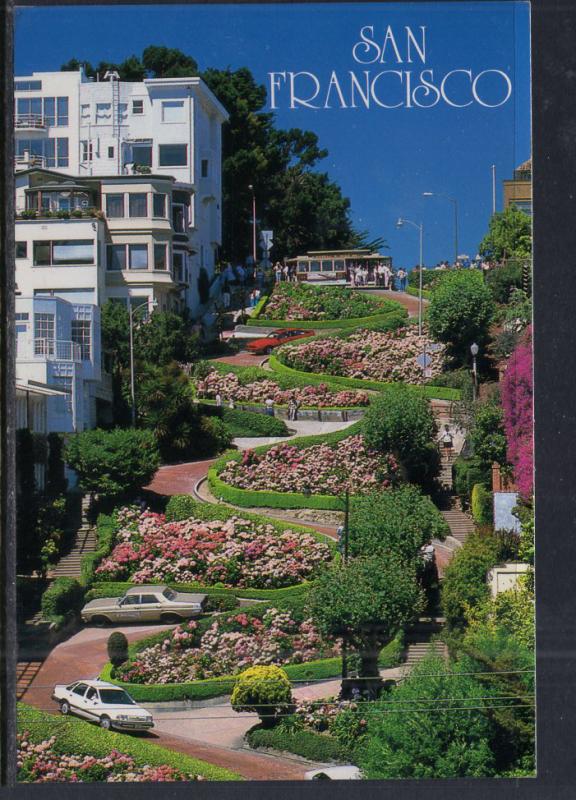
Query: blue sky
[[15, 2, 531, 267]]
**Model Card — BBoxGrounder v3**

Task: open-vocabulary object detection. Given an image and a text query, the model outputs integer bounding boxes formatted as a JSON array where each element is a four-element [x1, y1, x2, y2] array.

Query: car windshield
[[163, 587, 177, 600], [98, 689, 135, 705]]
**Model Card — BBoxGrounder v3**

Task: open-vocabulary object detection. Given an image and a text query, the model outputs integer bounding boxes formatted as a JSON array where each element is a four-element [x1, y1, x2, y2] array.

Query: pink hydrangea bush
[[17, 733, 201, 782], [279, 326, 445, 384], [501, 326, 533, 497], [218, 434, 397, 495], [195, 369, 370, 407], [116, 608, 336, 684], [95, 507, 331, 587]]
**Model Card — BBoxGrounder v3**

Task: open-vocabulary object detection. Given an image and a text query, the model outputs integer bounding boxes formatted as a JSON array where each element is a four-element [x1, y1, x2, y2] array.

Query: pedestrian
[[288, 397, 297, 421], [294, 397, 301, 421], [222, 284, 231, 310], [215, 392, 222, 408], [383, 264, 391, 290], [265, 396, 275, 416], [282, 264, 290, 282], [275, 262, 282, 283], [441, 424, 453, 453], [228, 397, 236, 409]]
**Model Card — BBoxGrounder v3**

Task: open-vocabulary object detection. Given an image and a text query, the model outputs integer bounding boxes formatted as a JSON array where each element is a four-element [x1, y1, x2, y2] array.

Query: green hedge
[[250, 303, 407, 331], [247, 725, 346, 763], [268, 356, 460, 401], [80, 513, 118, 587], [221, 407, 289, 437], [453, 457, 491, 509], [85, 580, 312, 604], [250, 294, 269, 317], [406, 286, 432, 301], [471, 483, 493, 526], [17, 704, 241, 781], [40, 577, 84, 628]]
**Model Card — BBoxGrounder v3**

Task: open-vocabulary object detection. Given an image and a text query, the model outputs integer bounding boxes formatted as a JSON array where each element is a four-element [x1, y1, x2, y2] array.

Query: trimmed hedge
[[406, 286, 432, 301], [221, 407, 289, 437], [268, 356, 460, 401], [17, 704, 241, 781], [250, 306, 407, 331], [453, 456, 491, 509], [85, 581, 312, 604], [80, 513, 118, 587], [247, 725, 346, 763], [471, 483, 493, 526], [40, 577, 84, 628]]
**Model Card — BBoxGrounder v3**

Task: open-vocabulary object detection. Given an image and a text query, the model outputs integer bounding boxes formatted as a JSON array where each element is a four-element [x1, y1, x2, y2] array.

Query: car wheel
[[161, 613, 182, 624], [91, 615, 110, 627], [266, 346, 273, 354], [59, 700, 70, 716], [100, 715, 112, 730]]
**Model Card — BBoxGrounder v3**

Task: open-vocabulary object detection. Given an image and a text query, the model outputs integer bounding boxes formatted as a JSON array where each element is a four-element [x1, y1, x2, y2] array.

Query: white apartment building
[[15, 70, 228, 300]]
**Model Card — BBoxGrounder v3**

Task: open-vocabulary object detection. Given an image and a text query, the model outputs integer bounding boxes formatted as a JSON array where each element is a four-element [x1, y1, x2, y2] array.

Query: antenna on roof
[[103, 70, 120, 81]]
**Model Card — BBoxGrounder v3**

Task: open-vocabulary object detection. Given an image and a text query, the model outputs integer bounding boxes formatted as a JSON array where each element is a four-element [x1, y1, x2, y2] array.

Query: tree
[[358, 655, 496, 778], [501, 327, 533, 498], [231, 665, 292, 728], [427, 270, 495, 365], [64, 428, 160, 498], [485, 261, 524, 304], [307, 557, 424, 683], [362, 386, 438, 487], [479, 207, 532, 263], [349, 486, 448, 564], [134, 311, 199, 365], [108, 632, 129, 667], [142, 45, 199, 78], [469, 399, 508, 472]]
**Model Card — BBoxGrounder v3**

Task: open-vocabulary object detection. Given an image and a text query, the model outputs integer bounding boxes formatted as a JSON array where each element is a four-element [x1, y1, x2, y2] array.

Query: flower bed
[[218, 434, 397, 496], [95, 506, 331, 588], [258, 284, 388, 321], [278, 326, 446, 385], [115, 606, 337, 684], [195, 367, 370, 408]]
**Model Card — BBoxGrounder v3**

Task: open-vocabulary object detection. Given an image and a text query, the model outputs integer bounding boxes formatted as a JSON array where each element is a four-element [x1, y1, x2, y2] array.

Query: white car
[[52, 679, 154, 731], [304, 766, 362, 780]]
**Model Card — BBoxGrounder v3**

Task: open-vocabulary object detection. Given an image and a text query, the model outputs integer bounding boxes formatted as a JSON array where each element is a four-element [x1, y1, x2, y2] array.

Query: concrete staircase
[[403, 618, 448, 667], [50, 495, 97, 578], [440, 507, 475, 546]]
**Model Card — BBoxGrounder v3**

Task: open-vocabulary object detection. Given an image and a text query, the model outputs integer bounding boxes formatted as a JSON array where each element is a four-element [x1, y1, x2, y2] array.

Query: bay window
[[106, 194, 124, 218], [154, 243, 167, 270], [129, 244, 148, 270], [129, 193, 148, 217]]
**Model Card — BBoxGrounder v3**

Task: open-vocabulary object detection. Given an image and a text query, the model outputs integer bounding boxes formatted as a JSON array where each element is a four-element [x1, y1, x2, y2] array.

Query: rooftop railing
[[33, 339, 82, 363], [15, 114, 47, 130]]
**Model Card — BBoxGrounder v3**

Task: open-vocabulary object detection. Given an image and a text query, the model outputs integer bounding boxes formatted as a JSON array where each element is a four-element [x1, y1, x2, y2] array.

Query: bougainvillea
[[278, 326, 445, 384], [17, 734, 201, 782], [95, 507, 331, 587], [195, 369, 370, 408], [218, 435, 398, 495], [501, 326, 533, 497], [261, 284, 386, 320], [116, 608, 336, 684]]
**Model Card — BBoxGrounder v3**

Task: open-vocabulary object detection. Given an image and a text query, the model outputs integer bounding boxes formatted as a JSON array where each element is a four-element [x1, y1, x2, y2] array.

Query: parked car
[[304, 766, 362, 780], [246, 328, 314, 355], [52, 680, 154, 731], [81, 585, 206, 626]]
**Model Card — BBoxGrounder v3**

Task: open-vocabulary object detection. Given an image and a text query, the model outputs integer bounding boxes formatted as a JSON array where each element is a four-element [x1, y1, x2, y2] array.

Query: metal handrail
[[33, 338, 82, 362], [15, 113, 47, 129]]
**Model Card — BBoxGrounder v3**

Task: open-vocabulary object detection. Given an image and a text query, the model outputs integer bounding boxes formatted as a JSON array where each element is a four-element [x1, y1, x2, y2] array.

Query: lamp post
[[248, 184, 257, 265], [396, 217, 424, 335], [129, 297, 157, 427], [470, 342, 479, 402], [422, 191, 459, 266]]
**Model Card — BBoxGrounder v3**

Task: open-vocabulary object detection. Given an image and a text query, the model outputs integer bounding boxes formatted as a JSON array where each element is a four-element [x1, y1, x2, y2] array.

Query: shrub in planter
[[107, 632, 129, 667], [41, 578, 84, 626], [471, 484, 493, 526], [231, 665, 292, 728]]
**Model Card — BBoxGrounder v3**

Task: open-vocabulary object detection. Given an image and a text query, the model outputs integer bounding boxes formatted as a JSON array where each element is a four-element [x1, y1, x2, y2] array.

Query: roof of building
[[516, 158, 532, 171], [16, 381, 68, 397]]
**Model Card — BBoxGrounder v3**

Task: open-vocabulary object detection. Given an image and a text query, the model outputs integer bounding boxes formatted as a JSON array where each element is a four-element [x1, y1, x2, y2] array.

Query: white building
[[15, 70, 228, 305]]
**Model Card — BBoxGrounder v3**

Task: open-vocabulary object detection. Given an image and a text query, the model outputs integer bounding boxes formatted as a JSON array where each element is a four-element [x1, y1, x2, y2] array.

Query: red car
[[246, 328, 314, 355]]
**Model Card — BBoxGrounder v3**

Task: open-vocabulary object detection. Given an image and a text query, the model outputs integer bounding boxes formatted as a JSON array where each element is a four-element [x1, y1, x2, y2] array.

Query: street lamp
[[248, 184, 257, 265], [470, 342, 479, 402], [396, 217, 424, 336], [129, 297, 158, 427], [422, 191, 459, 266]]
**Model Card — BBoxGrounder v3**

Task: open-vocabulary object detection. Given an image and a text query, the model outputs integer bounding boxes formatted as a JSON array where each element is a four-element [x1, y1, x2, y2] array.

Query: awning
[[16, 381, 68, 397]]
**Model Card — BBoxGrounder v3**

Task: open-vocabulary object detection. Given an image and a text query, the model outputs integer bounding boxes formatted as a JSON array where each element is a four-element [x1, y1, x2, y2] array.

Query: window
[[140, 595, 159, 604], [57, 138, 69, 167], [118, 103, 128, 122], [129, 244, 148, 270], [297, 261, 309, 272], [81, 103, 91, 121], [107, 146, 114, 159], [16, 242, 27, 259], [201, 159, 209, 178], [80, 140, 93, 162], [33, 242, 51, 266], [72, 683, 88, 697], [34, 313, 55, 349], [172, 204, 185, 233], [85, 688, 97, 701], [16, 96, 42, 120], [161, 100, 185, 123], [321, 260, 333, 272], [15, 312, 29, 321], [129, 193, 148, 217], [159, 144, 187, 167], [310, 260, 321, 272], [57, 97, 69, 126], [153, 193, 166, 217], [106, 194, 124, 218], [132, 99, 144, 115], [121, 595, 140, 605], [132, 143, 152, 167], [96, 102, 111, 123], [71, 319, 91, 360], [173, 252, 184, 282], [52, 240, 93, 265], [15, 80, 42, 91], [154, 243, 167, 270], [107, 245, 126, 271], [39, 137, 69, 168]]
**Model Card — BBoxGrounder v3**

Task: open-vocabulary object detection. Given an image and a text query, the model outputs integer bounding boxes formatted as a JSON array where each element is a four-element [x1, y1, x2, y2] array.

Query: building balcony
[[15, 154, 46, 171], [15, 114, 47, 130], [34, 339, 82, 363]]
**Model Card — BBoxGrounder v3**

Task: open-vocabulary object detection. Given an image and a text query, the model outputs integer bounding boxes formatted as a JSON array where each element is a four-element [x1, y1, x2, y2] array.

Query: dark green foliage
[[471, 484, 493, 526], [41, 578, 84, 627], [453, 456, 490, 509], [358, 655, 496, 778], [197, 416, 234, 456], [362, 386, 439, 487], [428, 270, 495, 365], [46, 433, 67, 496], [64, 428, 160, 498], [485, 261, 524, 304], [134, 311, 201, 366], [479, 207, 532, 264], [203, 595, 240, 613], [441, 532, 502, 629], [247, 725, 346, 762], [107, 632, 129, 667], [307, 557, 423, 679], [221, 407, 289, 437], [349, 486, 448, 563], [469, 400, 508, 472], [80, 513, 118, 587]]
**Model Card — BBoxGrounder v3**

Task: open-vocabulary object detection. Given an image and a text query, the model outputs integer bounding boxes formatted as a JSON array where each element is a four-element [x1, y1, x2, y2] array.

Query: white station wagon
[[81, 585, 207, 626], [52, 679, 154, 731]]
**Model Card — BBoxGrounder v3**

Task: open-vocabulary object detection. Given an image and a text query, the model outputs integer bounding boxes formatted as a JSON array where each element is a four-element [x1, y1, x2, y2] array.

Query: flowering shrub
[[95, 507, 331, 587], [17, 733, 201, 782], [218, 435, 397, 495], [195, 368, 369, 408], [116, 608, 336, 684], [279, 326, 445, 384], [261, 284, 386, 321], [501, 326, 533, 497]]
